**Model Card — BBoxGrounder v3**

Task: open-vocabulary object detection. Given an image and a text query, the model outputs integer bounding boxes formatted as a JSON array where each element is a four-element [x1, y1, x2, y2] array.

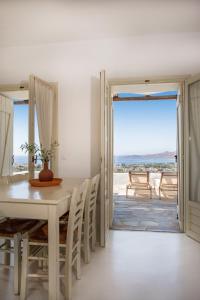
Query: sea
[[14, 155, 41, 165], [114, 155, 175, 165], [14, 155, 28, 164], [14, 155, 175, 166]]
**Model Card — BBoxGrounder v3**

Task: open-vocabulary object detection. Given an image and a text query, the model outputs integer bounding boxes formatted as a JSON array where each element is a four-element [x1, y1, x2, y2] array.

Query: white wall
[[0, 33, 200, 177]]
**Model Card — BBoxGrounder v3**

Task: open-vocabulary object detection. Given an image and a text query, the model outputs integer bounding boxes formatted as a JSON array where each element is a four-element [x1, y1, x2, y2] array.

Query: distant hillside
[[116, 151, 176, 159]]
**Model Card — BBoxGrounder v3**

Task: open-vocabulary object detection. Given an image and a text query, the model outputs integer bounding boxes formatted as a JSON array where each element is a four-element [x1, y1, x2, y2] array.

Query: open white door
[[100, 70, 112, 247], [185, 75, 200, 242], [176, 84, 184, 231]]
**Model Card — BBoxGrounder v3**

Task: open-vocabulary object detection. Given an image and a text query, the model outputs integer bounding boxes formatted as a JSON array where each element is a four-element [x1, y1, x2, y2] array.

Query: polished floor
[[1, 231, 200, 300]]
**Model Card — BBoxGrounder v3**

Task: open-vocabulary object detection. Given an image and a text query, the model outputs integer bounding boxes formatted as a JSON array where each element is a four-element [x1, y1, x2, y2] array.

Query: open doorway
[[112, 83, 182, 232]]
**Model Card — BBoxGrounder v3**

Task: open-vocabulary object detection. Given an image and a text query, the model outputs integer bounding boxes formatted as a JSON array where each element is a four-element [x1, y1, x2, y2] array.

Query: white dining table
[[0, 177, 84, 300]]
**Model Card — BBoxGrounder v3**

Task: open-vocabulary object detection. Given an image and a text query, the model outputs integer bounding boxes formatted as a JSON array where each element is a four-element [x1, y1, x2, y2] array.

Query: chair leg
[[159, 188, 161, 200], [75, 251, 81, 280], [14, 233, 21, 295], [83, 222, 90, 264], [43, 247, 48, 271], [83, 234, 90, 264], [20, 238, 29, 300], [38, 248, 43, 268], [4, 239, 11, 265], [91, 227, 96, 252], [91, 212, 96, 252], [65, 262, 72, 300], [126, 187, 128, 198]]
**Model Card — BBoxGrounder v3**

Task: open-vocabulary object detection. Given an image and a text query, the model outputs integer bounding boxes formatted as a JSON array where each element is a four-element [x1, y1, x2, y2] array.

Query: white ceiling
[[0, 0, 200, 47]]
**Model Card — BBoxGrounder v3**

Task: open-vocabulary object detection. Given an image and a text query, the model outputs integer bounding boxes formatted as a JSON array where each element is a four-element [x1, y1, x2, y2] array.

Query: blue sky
[[113, 92, 177, 156], [13, 105, 39, 156], [13, 92, 177, 157]]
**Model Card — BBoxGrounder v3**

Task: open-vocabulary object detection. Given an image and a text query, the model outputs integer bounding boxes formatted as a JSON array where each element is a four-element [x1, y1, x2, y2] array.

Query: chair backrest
[[66, 179, 90, 259], [8, 173, 28, 183], [0, 176, 8, 185], [129, 171, 149, 184], [160, 172, 177, 186], [84, 174, 100, 227]]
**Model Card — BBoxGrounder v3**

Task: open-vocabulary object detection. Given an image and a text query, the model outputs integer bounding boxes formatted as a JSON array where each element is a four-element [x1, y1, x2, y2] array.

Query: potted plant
[[20, 143, 54, 181]]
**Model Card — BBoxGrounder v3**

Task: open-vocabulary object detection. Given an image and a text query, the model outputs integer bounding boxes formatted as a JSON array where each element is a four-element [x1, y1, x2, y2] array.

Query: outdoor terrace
[[113, 172, 179, 232]]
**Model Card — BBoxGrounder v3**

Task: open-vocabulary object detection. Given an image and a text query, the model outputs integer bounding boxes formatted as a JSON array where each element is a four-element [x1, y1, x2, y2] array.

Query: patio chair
[[126, 171, 152, 199], [159, 172, 178, 199]]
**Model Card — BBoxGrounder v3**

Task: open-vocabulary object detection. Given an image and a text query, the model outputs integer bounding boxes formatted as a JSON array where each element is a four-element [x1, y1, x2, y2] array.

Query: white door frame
[[105, 75, 189, 231]]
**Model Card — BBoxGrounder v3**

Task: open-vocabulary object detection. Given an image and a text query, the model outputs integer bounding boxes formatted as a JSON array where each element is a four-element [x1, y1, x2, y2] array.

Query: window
[[13, 103, 29, 173]]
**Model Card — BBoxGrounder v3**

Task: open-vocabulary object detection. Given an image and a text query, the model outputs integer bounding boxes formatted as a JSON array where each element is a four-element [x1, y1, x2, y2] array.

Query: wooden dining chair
[[0, 218, 41, 295], [0, 175, 42, 295], [20, 179, 90, 300], [82, 174, 100, 263]]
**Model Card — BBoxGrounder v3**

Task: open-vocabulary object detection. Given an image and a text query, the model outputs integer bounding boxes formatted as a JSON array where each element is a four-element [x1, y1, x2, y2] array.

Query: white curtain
[[34, 78, 54, 151], [0, 95, 13, 176], [189, 80, 200, 202]]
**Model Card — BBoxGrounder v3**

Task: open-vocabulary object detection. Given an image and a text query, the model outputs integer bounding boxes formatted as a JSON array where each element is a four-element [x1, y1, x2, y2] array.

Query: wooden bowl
[[29, 178, 63, 187]]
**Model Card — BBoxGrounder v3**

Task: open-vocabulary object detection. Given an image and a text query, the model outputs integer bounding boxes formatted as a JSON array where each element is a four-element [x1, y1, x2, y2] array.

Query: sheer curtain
[[189, 80, 200, 202], [0, 95, 13, 176], [34, 78, 54, 152]]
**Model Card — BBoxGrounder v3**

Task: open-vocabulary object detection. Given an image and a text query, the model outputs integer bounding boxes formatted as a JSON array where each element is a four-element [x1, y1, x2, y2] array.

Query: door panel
[[176, 84, 184, 231], [185, 75, 200, 242], [100, 70, 110, 247]]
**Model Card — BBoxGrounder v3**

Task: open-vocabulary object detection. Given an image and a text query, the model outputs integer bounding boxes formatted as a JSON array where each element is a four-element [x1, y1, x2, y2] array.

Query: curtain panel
[[34, 78, 54, 151], [0, 95, 13, 176]]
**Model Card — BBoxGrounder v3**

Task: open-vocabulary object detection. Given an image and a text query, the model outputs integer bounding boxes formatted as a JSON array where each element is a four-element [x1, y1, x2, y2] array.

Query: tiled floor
[[113, 194, 180, 232], [1, 231, 200, 300]]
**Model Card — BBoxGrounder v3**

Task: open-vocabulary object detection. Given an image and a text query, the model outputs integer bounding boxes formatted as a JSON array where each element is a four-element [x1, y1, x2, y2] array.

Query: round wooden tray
[[29, 178, 63, 187]]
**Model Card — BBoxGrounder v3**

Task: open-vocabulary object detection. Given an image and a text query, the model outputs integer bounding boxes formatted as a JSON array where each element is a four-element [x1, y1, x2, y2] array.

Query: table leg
[[48, 206, 59, 300]]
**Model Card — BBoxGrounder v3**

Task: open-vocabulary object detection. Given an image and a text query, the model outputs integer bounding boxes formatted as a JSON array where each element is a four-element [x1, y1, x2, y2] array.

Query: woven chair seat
[[29, 223, 70, 244], [0, 219, 39, 237]]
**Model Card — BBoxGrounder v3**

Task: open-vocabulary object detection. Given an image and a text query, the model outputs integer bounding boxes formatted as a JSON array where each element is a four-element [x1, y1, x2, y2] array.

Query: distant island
[[114, 151, 176, 173], [115, 151, 176, 159]]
